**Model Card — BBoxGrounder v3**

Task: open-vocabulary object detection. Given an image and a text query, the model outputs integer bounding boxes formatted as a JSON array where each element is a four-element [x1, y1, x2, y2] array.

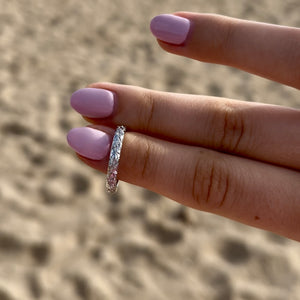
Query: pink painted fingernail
[[150, 14, 190, 45], [70, 88, 115, 118], [67, 127, 111, 160]]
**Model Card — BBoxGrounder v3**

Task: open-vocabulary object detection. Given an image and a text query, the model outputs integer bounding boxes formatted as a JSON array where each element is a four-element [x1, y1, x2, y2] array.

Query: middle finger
[[71, 83, 300, 169]]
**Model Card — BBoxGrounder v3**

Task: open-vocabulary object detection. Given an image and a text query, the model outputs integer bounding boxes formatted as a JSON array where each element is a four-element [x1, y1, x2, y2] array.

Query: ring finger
[[67, 126, 300, 241]]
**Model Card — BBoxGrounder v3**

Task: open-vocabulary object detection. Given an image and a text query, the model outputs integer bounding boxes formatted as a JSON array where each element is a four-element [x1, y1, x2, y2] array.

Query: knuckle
[[214, 103, 246, 153], [137, 137, 156, 183], [216, 18, 237, 57], [139, 91, 156, 132], [120, 134, 156, 186], [191, 156, 232, 211], [141, 138, 151, 180], [191, 156, 202, 206]]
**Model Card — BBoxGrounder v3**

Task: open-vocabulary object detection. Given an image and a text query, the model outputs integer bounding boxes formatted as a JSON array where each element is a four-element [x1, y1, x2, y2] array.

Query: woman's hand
[[67, 13, 300, 241]]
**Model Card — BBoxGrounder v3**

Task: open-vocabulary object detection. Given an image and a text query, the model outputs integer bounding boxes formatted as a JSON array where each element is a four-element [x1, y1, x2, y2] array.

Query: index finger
[[82, 83, 300, 170], [150, 13, 300, 89]]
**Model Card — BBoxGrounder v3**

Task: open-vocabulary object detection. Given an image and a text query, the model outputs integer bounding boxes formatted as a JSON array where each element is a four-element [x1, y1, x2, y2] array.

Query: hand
[[67, 13, 300, 241]]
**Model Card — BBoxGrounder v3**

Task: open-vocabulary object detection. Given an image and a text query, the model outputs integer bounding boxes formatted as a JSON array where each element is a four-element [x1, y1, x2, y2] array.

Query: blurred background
[[0, 0, 300, 299]]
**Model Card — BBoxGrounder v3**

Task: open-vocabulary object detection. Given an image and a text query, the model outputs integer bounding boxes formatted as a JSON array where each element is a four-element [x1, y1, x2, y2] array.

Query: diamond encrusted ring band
[[106, 126, 126, 193]]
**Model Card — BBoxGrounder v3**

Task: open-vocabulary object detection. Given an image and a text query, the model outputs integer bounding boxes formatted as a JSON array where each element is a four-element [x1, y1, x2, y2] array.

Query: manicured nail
[[150, 14, 190, 45], [70, 88, 115, 118], [67, 127, 111, 160]]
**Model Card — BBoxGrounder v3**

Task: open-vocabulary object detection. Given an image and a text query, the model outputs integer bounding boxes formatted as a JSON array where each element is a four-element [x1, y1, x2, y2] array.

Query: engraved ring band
[[106, 126, 126, 193]]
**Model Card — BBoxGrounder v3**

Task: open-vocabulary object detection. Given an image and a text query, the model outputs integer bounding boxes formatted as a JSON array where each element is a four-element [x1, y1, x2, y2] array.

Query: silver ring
[[106, 126, 126, 193]]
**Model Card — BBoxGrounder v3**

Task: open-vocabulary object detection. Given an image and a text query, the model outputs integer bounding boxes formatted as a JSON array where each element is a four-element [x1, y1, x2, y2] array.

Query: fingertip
[[70, 88, 115, 119], [150, 14, 191, 45], [67, 127, 111, 161]]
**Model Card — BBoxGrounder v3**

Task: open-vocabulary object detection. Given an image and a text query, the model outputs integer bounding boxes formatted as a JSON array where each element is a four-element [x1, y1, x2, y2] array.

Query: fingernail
[[67, 127, 111, 160], [150, 14, 190, 45], [70, 88, 115, 118]]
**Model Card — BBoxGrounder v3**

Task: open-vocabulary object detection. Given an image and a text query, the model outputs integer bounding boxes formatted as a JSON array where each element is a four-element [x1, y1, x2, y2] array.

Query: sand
[[0, 0, 300, 299]]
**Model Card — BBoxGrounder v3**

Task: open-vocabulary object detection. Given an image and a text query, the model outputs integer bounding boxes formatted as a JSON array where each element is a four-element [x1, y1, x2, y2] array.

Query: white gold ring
[[106, 126, 126, 193]]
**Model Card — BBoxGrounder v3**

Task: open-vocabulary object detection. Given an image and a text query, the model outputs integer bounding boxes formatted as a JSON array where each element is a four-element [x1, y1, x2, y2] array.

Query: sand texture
[[1, 0, 300, 299]]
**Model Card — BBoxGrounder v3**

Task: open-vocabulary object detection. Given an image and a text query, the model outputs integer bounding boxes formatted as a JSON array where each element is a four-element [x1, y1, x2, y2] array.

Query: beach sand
[[0, 0, 300, 299]]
